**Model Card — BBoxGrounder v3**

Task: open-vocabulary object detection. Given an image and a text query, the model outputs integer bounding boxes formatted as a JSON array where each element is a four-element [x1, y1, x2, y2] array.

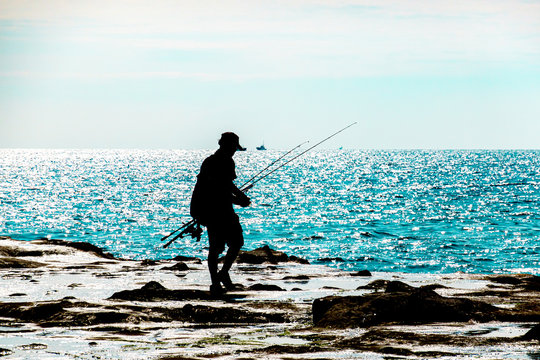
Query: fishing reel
[[178, 221, 203, 242]]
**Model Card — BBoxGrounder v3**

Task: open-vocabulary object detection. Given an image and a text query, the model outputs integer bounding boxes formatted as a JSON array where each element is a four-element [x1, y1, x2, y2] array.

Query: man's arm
[[231, 183, 250, 207]]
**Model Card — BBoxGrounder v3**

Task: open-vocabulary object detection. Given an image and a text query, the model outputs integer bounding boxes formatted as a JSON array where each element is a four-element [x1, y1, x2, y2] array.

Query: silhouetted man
[[191, 132, 251, 294]]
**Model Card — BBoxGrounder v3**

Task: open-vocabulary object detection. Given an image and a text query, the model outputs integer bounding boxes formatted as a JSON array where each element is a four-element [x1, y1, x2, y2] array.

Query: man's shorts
[[206, 214, 244, 254]]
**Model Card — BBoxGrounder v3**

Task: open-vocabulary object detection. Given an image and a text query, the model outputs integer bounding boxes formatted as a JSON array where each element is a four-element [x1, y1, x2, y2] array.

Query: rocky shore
[[0, 236, 538, 359]]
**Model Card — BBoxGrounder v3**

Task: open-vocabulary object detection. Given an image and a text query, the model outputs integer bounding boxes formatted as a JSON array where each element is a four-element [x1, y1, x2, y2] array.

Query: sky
[[1, 0, 539, 149]]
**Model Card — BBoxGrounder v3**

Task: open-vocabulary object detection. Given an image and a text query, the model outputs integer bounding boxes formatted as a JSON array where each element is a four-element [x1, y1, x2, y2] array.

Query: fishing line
[[240, 122, 357, 191], [238, 141, 309, 190], [162, 122, 357, 248]]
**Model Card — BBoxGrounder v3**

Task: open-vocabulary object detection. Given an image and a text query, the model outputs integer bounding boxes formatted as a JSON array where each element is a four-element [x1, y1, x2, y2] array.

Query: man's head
[[218, 132, 246, 155]]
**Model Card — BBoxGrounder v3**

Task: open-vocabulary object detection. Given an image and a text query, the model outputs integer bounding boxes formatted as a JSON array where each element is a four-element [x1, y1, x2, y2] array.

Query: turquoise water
[[1, 149, 539, 274]]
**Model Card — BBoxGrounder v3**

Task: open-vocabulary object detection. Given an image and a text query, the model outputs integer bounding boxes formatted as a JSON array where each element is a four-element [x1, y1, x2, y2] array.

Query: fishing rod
[[162, 122, 356, 248], [163, 219, 199, 248], [240, 122, 357, 191], [161, 218, 195, 242], [162, 141, 308, 244], [238, 140, 309, 190]]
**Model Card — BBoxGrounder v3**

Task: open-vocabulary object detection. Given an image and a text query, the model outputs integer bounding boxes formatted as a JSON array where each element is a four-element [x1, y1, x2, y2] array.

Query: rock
[[235, 245, 309, 265], [180, 303, 285, 324], [0, 348, 13, 356], [141, 281, 166, 291], [522, 323, 540, 341], [162, 262, 190, 271], [0, 300, 138, 328], [248, 284, 285, 291], [523, 276, 540, 291], [141, 259, 158, 266], [173, 255, 202, 264], [313, 285, 502, 328], [282, 275, 310, 281], [385, 281, 415, 293], [109, 281, 245, 301], [489, 275, 523, 285], [486, 274, 540, 291], [289, 255, 310, 265], [356, 279, 389, 290], [16, 343, 47, 350], [351, 270, 372, 277], [0, 257, 45, 268], [31, 239, 116, 259], [0, 245, 44, 257]]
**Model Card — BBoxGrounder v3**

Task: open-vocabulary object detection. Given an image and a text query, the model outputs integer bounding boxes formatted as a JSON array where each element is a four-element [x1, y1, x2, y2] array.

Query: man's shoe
[[218, 271, 236, 291], [210, 283, 225, 296]]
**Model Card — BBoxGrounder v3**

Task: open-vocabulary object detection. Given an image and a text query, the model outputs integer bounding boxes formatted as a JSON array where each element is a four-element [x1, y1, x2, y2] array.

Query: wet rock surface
[[522, 323, 540, 340], [109, 280, 246, 301], [0, 257, 45, 268], [314, 280, 540, 328], [0, 236, 538, 359], [235, 245, 309, 264]]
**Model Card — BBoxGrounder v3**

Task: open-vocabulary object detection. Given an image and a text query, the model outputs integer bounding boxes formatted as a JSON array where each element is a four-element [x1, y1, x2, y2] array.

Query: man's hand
[[235, 193, 251, 207]]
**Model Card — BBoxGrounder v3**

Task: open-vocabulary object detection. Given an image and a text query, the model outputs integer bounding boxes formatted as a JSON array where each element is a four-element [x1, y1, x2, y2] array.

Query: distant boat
[[256, 143, 266, 150]]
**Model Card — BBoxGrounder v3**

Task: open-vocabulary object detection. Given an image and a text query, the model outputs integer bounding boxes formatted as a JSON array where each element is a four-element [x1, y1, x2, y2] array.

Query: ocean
[[1, 149, 538, 274]]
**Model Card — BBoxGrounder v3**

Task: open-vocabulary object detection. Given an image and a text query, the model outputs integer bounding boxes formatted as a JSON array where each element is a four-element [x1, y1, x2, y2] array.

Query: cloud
[[0, 0, 539, 80]]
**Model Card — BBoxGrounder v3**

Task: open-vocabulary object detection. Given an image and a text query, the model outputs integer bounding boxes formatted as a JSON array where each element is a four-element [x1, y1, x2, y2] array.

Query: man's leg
[[207, 227, 225, 294], [220, 244, 241, 275], [208, 245, 221, 287], [218, 226, 244, 289]]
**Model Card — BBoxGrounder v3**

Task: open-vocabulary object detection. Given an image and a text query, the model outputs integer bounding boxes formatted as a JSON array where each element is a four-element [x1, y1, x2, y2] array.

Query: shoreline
[[0, 236, 538, 359]]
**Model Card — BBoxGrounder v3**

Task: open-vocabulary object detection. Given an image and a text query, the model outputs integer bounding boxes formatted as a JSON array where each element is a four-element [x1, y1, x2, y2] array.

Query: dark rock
[[0, 348, 13, 356], [20, 301, 72, 322], [141, 281, 166, 291], [420, 284, 448, 291], [109, 281, 245, 301], [31, 239, 116, 259], [282, 275, 310, 281], [91, 326, 148, 336], [351, 270, 372, 277], [173, 255, 202, 263], [356, 279, 389, 290], [0, 257, 45, 268], [385, 281, 415, 293], [235, 245, 308, 265], [162, 262, 190, 271], [0, 246, 44, 257], [489, 275, 523, 285], [248, 284, 285, 291], [176, 303, 286, 324], [16, 343, 47, 350], [9, 293, 26, 297], [289, 255, 310, 265], [141, 259, 158, 266], [258, 344, 326, 354], [522, 323, 540, 341], [313, 285, 502, 328], [523, 276, 540, 291], [486, 275, 540, 291], [379, 346, 414, 356]]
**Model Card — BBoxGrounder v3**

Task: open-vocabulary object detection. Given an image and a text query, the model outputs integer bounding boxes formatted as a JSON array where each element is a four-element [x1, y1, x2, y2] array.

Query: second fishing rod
[[162, 122, 356, 248], [161, 140, 309, 245]]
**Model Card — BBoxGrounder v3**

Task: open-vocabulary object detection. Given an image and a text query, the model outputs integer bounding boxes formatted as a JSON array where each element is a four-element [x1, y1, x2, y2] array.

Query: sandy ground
[[0, 236, 538, 359]]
